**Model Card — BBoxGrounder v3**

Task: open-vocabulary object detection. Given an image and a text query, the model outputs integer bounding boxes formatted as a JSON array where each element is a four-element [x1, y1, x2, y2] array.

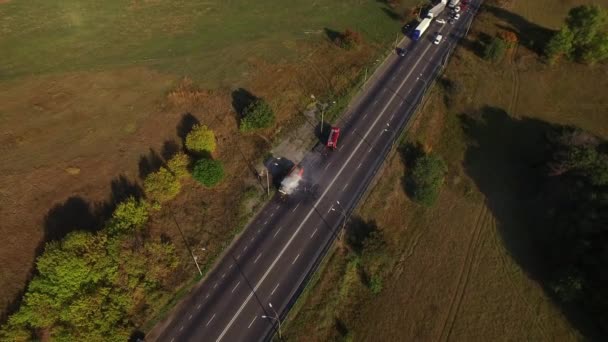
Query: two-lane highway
[[150, 2, 481, 341]]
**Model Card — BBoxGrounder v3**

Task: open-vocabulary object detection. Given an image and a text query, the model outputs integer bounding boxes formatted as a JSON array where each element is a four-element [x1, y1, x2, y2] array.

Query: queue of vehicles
[[410, 0, 468, 43]]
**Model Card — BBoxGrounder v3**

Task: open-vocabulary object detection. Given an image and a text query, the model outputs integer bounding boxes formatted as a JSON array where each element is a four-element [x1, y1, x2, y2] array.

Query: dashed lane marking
[[179, 326, 184, 332], [228, 264, 233, 269], [271, 283, 280, 295], [221, 273, 226, 279], [197, 304, 202, 310], [231, 281, 240, 293], [206, 314, 216, 327], [213, 283, 218, 289], [254, 253, 262, 264], [311, 228, 318, 238], [291, 203, 300, 212], [292, 254, 300, 265], [343, 183, 349, 191], [273, 227, 282, 238], [248, 316, 257, 329], [215, 37, 436, 342], [189, 314, 193, 320], [324, 162, 332, 171], [357, 162, 362, 169], [205, 294, 210, 299]]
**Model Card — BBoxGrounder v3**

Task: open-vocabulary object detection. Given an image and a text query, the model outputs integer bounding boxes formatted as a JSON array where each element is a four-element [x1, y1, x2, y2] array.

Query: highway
[[150, 1, 481, 341]]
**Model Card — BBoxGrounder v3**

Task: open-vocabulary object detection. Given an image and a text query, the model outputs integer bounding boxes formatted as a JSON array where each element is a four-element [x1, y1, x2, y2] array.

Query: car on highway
[[436, 19, 446, 24], [454, 13, 461, 20], [434, 34, 443, 45], [396, 47, 407, 57]]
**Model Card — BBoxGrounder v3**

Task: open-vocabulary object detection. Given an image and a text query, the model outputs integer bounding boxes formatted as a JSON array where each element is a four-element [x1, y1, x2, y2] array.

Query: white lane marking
[[179, 326, 184, 332], [357, 162, 362, 169], [231, 281, 240, 293], [254, 253, 262, 264], [205, 294, 210, 299], [324, 162, 332, 171], [390, 113, 394, 121], [236, 253, 241, 259], [213, 283, 218, 289], [390, 75, 396, 81], [189, 314, 193, 320], [248, 316, 257, 329], [228, 264, 233, 269], [400, 99, 405, 106], [243, 245, 248, 251], [206, 314, 216, 327], [250, 237, 255, 243], [215, 39, 435, 342], [273, 227, 282, 238], [264, 220, 269, 224], [221, 273, 226, 279], [368, 146, 374, 153], [310, 228, 318, 238], [271, 283, 280, 295], [197, 303, 202, 310], [171, 338, 175, 342], [291, 203, 300, 212], [292, 253, 300, 265], [373, 99, 379, 105], [270, 212, 274, 218], [362, 113, 368, 119], [343, 183, 349, 191]]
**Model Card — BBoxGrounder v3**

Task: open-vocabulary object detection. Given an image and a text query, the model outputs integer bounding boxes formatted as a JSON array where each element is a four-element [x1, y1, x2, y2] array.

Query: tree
[[106, 197, 149, 235], [340, 29, 363, 49], [185, 124, 216, 154], [499, 31, 519, 47], [545, 27, 575, 62], [143, 167, 181, 203], [483, 36, 508, 62], [192, 158, 225, 187], [407, 153, 447, 206], [239, 99, 275, 132], [167, 152, 190, 179]]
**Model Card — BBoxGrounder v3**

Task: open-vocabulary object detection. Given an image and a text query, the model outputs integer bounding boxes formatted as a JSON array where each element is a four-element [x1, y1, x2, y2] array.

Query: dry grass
[[284, 0, 608, 340]]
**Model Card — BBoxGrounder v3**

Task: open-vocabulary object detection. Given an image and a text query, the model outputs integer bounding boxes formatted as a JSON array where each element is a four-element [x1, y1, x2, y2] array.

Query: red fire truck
[[326, 127, 341, 149]]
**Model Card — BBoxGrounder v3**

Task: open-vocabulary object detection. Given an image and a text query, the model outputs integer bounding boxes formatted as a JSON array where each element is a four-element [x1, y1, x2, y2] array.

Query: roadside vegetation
[[284, 0, 608, 341], [0, 0, 409, 337]]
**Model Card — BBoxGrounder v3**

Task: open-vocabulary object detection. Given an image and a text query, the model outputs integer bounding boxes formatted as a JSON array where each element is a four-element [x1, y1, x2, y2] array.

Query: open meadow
[[0, 0, 407, 324], [284, 0, 608, 340]]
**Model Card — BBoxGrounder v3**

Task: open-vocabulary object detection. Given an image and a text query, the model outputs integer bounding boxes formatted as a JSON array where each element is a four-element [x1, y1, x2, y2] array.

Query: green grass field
[[0, 0, 401, 86]]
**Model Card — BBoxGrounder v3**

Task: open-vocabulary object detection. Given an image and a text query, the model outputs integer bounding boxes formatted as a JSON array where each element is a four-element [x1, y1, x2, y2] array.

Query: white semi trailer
[[412, 18, 432, 41]]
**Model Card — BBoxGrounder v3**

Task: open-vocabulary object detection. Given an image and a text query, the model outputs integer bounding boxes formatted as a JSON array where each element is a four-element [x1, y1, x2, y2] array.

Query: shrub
[[407, 153, 447, 206], [239, 99, 275, 132], [340, 29, 363, 49], [499, 31, 519, 47], [167, 152, 190, 179], [107, 197, 149, 235], [192, 158, 224, 187], [185, 124, 216, 154], [143, 167, 181, 203], [369, 275, 383, 295], [545, 27, 575, 63], [483, 36, 508, 62]]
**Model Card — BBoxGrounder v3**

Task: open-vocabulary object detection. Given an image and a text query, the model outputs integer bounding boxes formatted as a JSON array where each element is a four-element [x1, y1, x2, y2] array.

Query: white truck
[[448, 0, 460, 8], [412, 18, 432, 41], [427, 1, 447, 19]]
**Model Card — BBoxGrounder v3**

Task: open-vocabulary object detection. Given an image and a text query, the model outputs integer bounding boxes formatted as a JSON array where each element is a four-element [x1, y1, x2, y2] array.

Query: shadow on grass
[[138, 148, 166, 179], [459, 32, 492, 59], [398, 141, 425, 199], [176, 112, 200, 142], [460, 106, 602, 339], [484, 5, 555, 55], [231, 88, 257, 118]]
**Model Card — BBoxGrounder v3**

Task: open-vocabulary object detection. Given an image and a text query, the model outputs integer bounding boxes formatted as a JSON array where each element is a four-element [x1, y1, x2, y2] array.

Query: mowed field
[[0, 0, 407, 321], [284, 0, 608, 341]]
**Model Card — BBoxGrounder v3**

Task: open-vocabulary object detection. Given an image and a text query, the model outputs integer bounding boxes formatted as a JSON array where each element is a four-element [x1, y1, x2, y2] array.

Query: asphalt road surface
[[152, 2, 481, 341]]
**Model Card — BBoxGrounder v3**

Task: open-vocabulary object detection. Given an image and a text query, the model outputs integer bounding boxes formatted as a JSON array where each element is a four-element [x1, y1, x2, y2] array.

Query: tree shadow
[[176, 113, 200, 142], [398, 141, 425, 198], [138, 148, 165, 179], [231, 88, 257, 119], [324, 28, 343, 44], [381, 7, 402, 21], [161, 139, 181, 160], [346, 216, 380, 255], [459, 32, 492, 59], [484, 5, 555, 54], [460, 106, 602, 339]]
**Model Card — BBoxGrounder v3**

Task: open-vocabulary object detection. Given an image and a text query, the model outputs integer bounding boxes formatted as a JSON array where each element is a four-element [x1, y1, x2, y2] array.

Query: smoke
[[280, 172, 302, 195]]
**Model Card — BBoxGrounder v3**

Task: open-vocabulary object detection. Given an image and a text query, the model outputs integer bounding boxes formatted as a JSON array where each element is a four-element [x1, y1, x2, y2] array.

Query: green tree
[[107, 197, 149, 235], [408, 153, 447, 206], [167, 152, 190, 179], [545, 27, 575, 62], [185, 124, 216, 153], [192, 158, 225, 187], [239, 99, 275, 132], [483, 36, 508, 62], [143, 167, 181, 203]]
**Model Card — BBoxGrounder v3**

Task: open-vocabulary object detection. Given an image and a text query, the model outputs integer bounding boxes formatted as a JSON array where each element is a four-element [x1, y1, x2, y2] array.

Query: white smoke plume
[[279, 172, 302, 195]]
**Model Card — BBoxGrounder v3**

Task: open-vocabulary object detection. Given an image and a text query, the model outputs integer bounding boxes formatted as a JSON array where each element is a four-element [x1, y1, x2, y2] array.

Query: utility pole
[[265, 170, 270, 197], [331, 200, 349, 246], [171, 212, 203, 276]]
